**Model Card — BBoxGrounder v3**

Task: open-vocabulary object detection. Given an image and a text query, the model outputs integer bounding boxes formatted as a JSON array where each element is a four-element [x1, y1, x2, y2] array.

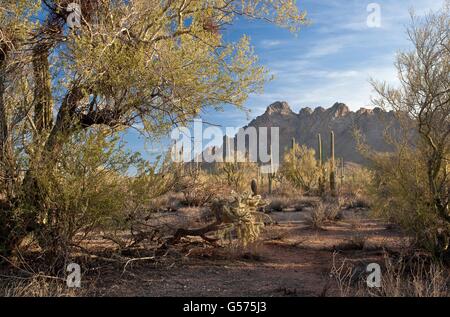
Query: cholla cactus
[[217, 190, 269, 246]]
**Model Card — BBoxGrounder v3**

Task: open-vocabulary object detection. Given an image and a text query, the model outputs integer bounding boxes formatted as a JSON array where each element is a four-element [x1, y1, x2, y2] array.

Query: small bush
[[330, 252, 449, 297], [334, 235, 367, 251], [178, 168, 220, 207], [268, 198, 287, 212], [0, 275, 81, 297], [309, 202, 326, 229], [215, 152, 259, 193]]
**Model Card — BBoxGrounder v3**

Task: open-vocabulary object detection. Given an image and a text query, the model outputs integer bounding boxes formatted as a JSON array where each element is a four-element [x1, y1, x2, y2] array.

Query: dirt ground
[[77, 208, 409, 297]]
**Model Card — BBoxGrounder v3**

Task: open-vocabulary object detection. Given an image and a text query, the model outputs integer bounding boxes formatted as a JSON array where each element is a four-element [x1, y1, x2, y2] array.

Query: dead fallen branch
[[157, 193, 269, 254]]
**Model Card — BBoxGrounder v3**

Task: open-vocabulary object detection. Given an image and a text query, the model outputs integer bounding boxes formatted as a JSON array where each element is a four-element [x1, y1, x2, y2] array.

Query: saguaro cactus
[[330, 131, 336, 196], [317, 134, 324, 195], [340, 158, 345, 188], [179, 144, 184, 176], [268, 144, 276, 195]]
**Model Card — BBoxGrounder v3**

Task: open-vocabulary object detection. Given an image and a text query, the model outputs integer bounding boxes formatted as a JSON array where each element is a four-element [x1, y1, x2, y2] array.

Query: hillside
[[226, 101, 401, 164]]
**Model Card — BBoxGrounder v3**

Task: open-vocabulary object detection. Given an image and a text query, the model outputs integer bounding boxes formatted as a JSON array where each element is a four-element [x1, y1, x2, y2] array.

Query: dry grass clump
[[330, 252, 449, 297], [270, 182, 304, 198], [267, 196, 319, 213], [308, 199, 344, 229], [334, 235, 368, 251], [309, 202, 327, 229], [177, 169, 221, 207], [0, 275, 82, 297]]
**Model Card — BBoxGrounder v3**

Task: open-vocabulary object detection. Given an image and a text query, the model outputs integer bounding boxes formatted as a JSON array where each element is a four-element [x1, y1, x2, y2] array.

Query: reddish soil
[[80, 209, 408, 297]]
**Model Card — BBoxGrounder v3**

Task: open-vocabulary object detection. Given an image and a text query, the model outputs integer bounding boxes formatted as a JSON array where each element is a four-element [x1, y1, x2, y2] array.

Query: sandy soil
[[80, 208, 409, 297]]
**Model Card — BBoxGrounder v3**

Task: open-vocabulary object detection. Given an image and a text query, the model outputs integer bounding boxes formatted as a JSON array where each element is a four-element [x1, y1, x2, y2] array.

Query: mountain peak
[[330, 102, 350, 117], [265, 101, 293, 115], [231, 100, 400, 165], [299, 107, 313, 117]]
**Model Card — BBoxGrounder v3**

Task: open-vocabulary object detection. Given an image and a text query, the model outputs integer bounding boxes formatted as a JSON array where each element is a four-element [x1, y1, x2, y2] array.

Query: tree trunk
[[0, 51, 14, 201], [0, 51, 21, 256], [427, 155, 449, 222], [32, 45, 53, 135], [0, 53, 7, 165], [21, 86, 84, 240]]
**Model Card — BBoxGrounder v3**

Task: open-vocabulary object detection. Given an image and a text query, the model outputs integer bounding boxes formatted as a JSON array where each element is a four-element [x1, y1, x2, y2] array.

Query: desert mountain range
[[217, 101, 401, 165]]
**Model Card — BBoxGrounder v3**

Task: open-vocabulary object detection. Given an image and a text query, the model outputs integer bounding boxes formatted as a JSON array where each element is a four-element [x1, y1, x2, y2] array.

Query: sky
[[125, 0, 446, 160]]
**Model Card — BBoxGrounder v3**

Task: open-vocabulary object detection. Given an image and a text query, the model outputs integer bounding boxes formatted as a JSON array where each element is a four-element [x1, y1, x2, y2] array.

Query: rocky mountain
[[229, 101, 401, 165]]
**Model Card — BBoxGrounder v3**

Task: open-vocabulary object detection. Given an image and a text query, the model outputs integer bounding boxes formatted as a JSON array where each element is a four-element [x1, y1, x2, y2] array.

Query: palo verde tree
[[281, 144, 319, 193], [0, 1, 307, 258], [368, 3, 449, 258]]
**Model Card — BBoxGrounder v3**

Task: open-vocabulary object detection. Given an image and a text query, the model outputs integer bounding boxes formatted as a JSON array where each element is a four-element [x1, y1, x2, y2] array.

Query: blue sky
[[125, 0, 445, 160]]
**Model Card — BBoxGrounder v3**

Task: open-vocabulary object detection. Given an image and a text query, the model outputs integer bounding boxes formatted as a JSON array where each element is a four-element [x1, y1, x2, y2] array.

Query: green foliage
[[366, 149, 449, 255], [0, 0, 39, 49], [0, 0, 309, 261], [17, 128, 176, 258], [281, 144, 320, 192], [362, 4, 449, 258], [341, 164, 374, 199], [216, 152, 259, 192], [178, 168, 220, 207]]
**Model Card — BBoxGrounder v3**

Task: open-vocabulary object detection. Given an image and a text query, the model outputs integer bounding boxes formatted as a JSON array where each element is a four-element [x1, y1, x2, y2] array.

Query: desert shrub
[[361, 6, 450, 259], [324, 202, 342, 221], [125, 153, 179, 216], [271, 180, 304, 198], [268, 196, 319, 212], [308, 199, 343, 228], [294, 196, 320, 209], [341, 165, 374, 204], [334, 235, 367, 251], [347, 197, 372, 209], [13, 129, 176, 262], [177, 168, 221, 207], [374, 255, 449, 297], [0, 275, 81, 297], [17, 130, 132, 260], [281, 144, 320, 193], [365, 149, 449, 257], [330, 252, 449, 297], [309, 202, 326, 229], [215, 152, 259, 193]]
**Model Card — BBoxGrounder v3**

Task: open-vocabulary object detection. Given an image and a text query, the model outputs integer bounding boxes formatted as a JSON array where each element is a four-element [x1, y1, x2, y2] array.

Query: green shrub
[[281, 144, 320, 193]]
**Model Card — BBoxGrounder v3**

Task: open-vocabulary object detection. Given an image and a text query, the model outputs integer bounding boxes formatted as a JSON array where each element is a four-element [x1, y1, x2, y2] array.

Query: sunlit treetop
[[1, 0, 307, 139]]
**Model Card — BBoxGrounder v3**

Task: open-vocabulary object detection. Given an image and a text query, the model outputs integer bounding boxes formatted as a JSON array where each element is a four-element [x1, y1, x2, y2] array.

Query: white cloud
[[260, 39, 284, 48], [244, 61, 399, 117], [208, 0, 447, 123]]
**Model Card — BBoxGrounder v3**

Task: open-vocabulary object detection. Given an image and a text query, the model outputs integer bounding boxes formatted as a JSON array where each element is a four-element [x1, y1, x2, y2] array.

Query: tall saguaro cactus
[[330, 131, 336, 196], [268, 143, 276, 195], [317, 134, 324, 195]]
